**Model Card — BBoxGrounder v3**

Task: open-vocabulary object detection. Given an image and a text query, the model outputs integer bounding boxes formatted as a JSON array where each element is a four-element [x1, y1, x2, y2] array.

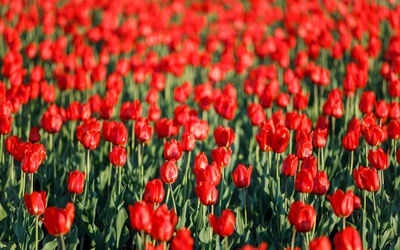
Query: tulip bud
[[209, 209, 236, 237], [288, 201, 316, 232], [327, 190, 360, 218], [41, 203, 75, 236], [333, 227, 362, 250], [195, 181, 218, 205], [193, 152, 208, 175], [282, 154, 298, 177], [164, 139, 183, 161], [29, 126, 41, 143], [68, 170, 85, 194], [232, 164, 252, 188], [24, 191, 46, 216], [128, 201, 153, 234], [181, 131, 196, 152], [160, 160, 178, 184], [143, 179, 165, 204], [109, 146, 127, 167]]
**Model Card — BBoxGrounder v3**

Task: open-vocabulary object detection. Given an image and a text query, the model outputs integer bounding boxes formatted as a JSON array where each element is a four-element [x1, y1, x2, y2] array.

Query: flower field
[[1, 0, 400, 249]]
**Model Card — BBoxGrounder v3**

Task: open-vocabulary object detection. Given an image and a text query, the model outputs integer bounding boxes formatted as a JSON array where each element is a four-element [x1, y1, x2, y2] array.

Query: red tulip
[[151, 204, 178, 242], [214, 126, 235, 148], [272, 126, 290, 153], [160, 160, 178, 184], [21, 144, 46, 173], [0, 115, 13, 134], [171, 228, 194, 250], [211, 147, 232, 167], [164, 139, 183, 161], [5, 135, 20, 156], [375, 100, 390, 120], [24, 191, 46, 216], [143, 179, 165, 204], [209, 209, 236, 237], [232, 164, 252, 188], [237, 243, 268, 250], [295, 169, 314, 193], [119, 100, 142, 121], [155, 118, 179, 139], [359, 91, 375, 114], [288, 201, 316, 232], [41, 203, 75, 236], [293, 91, 309, 110], [309, 236, 331, 250], [388, 120, 400, 139], [76, 118, 101, 150], [195, 181, 218, 205], [247, 103, 266, 126], [390, 102, 400, 120], [313, 128, 328, 148], [368, 148, 388, 170], [327, 190, 360, 218], [135, 117, 153, 144], [342, 131, 360, 151], [353, 166, 380, 192], [312, 171, 330, 195], [196, 162, 221, 186], [29, 126, 40, 143], [129, 201, 154, 234], [363, 125, 384, 146], [282, 154, 299, 177], [109, 146, 127, 167], [68, 170, 85, 194], [333, 227, 362, 250], [181, 131, 196, 152], [193, 152, 208, 175]]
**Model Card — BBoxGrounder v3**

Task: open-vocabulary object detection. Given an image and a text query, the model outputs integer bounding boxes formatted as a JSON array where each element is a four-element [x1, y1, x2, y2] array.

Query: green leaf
[[199, 226, 210, 243], [115, 207, 128, 249]]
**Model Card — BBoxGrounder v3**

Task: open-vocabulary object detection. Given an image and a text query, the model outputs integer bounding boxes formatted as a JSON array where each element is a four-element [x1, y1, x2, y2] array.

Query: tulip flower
[[209, 209, 235, 249], [29, 126, 41, 143], [309, 236, 332, 250], [214, 126, 235, 148], [288, 201, 316, 249], [161, 160, 179, 211], [24, 191, 46, 250], [237, 243, 268, 250], [211, 147, 232, 167], [151, 204, 178, 242], [68, 170, 85, 197], [193, 152, 208, 175], [247, 103, 266, 127], [196, 162, 221, 186], [333, 227, 362, 250], [388, 120, 400, 139], [312, 171, 330, 195], [129, 200, 154, 245], [327, 189, 361, 228], [41, 203, 75, 249], [171, 228, 194, 250], [144, 179, 165, 204], [368, 148, 388, 170], [363, 124, 384, 147], [282, 154, 299, 177], [359, 91, 375, 114], [195, 181, 218, 206], [353, 166, 380, 192], [295, 169, 314, 193], [342, 131, 360, 151], [164, 139, 183, 161], [181, 131, 196, 152]]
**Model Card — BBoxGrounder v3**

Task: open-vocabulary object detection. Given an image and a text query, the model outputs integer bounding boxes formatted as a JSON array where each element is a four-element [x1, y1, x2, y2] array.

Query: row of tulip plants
[[1, 0, 400, 249]]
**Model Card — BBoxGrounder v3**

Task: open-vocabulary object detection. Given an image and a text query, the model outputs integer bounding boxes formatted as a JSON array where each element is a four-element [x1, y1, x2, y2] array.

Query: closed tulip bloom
[[295, 169, 314, 193], [309, 236, 332, 250], [24, 191, 46, 216], [288, 201, 316, 232], [214, 126, 235, 148], [300, 156, 318, 178], [333, 227, 362, 250], [375, 100, 389, 119], [363, 125, 384, 146], [327, 190, 360, 218], [151, 204, 178, 242], [135, 118, 152, 144], [109, 146, 127, 167], [255, 123, 274, 152], [148, 104, 161, 122], [282, 154, 299, 177], [312, 171, 330, 195], [195, 181, 218, 205], [313, 128, 328, 148], [68, 170, 85, 194], [368, 148, 388, 170], [155, 118, 179, 139], [102, 120, 116, 142], [29, 126, 41, 143], [353, 166, 380, 192], [196, 162, 221, 186], [41, 203, 75, 236], [128, 201, 154, 234], [5, 135, 20, 156], [191, 152, 208, 175], [342, 131, 360, 151], [184, 119, 209, 140], [272, 126, 290, 153], [181, 131, 196, 152], [112, 122, 128, 146], [247, 103, 266, 126], [143, 179, 165, 204], [171, 228, 194, 250], [160, 160, 178, 184], [22, 144, 46, 173], [388, 120, 400, 139], [209, 209, 236, 237], [164, 139, 183, 161], [390, 102, 400, 120], [359, 91, 375, 114], [76, 118, 101, 150], [0, 115, 13, 134], [237, 243, 267, 250], [211, 147, 232, 167], [293, 91, 309, 110], [232, 164, 252, 188], [296, 140, 313, 160], [275, 92, 290, 108]]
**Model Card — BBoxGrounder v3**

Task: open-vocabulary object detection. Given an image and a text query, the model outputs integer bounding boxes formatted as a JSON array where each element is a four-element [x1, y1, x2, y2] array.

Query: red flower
[[359, 91, 375, 114], [0, 115, 13, 134], [353, 166, 380, 192], [109, 146, 127, 167], [174, 81, 192, 103], [193, 152, 209, 175], [22, 144, 46, 173], [68, 170, 85, 194], [128, 201, 153, 234], [282, 154, 298, 177], [143, 179, 165, 204], [195, 162, 221, 186], [5, 135, 20, 156], [41, 203, 75, 236], [171, 228, 194, 250], [237, 243, 268, 250], [232, 164, 252, 188], [135, 117, 153, 144], [211, 147, 232, 167], [164, 139, 183, 161], [327, 190, 360, 218], [295, 169, 314, 193], [184, 118, 209, 140], [333, 227, 362, 250], [293, 91, 309, 110], [312, 171, 330, 195], [76, 118, 101, 150], [342, 131, 360, 151], [363, 125, 384, 146], [247, 103, 266, 126], [375, 100, 389, 120], [24, 191, 46, 216], [151, 204, 178, 242], [29, 126, 40, 143], [181, 131, 196, 152], [195, 181, 218, 205], [160, 160, 178, 184], [388, 120, 400, 139], [309, 236, 331, 250], [288, 201, 316, 232], [272, 126, 290, 153], [313, 128, 328, 148], [368, 148, 388, 170], [322, 89, 343, 118], [214, 126, 235, 148], [155, 118, 179, 139], [209, 209, 236, 237]]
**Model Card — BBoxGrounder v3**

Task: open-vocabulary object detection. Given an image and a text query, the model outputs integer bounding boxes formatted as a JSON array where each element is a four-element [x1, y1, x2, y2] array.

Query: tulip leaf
[[115, 207, 128, 249], [199, 226, 210, 243], [235, 207, 244, 235]]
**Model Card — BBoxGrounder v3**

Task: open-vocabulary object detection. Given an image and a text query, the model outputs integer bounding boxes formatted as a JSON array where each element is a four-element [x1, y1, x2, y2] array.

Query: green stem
[[107, 143, 112, 190], [183, 151, 192, 186], [169, 183, 177, 213], [242, 189, 247, 228], [343, 217, 346, 230], [291, 229, 296, 250], [224, 236, 229, 250], [35, 216, 38, 250], [219, 168, 225, 213], [141, 230, 145, 250], [19, 172, 25, 198], [72, 193, 76, 203], [131, 121, 136, 152], [58, 235, 66, 250], [118, 166, 122, 195], [372, 191, 376, 212], [83, 150, 90, 203], [30, 173, 33, 194], [138, 143, 143, 189], [276, 153, 281, 194]]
